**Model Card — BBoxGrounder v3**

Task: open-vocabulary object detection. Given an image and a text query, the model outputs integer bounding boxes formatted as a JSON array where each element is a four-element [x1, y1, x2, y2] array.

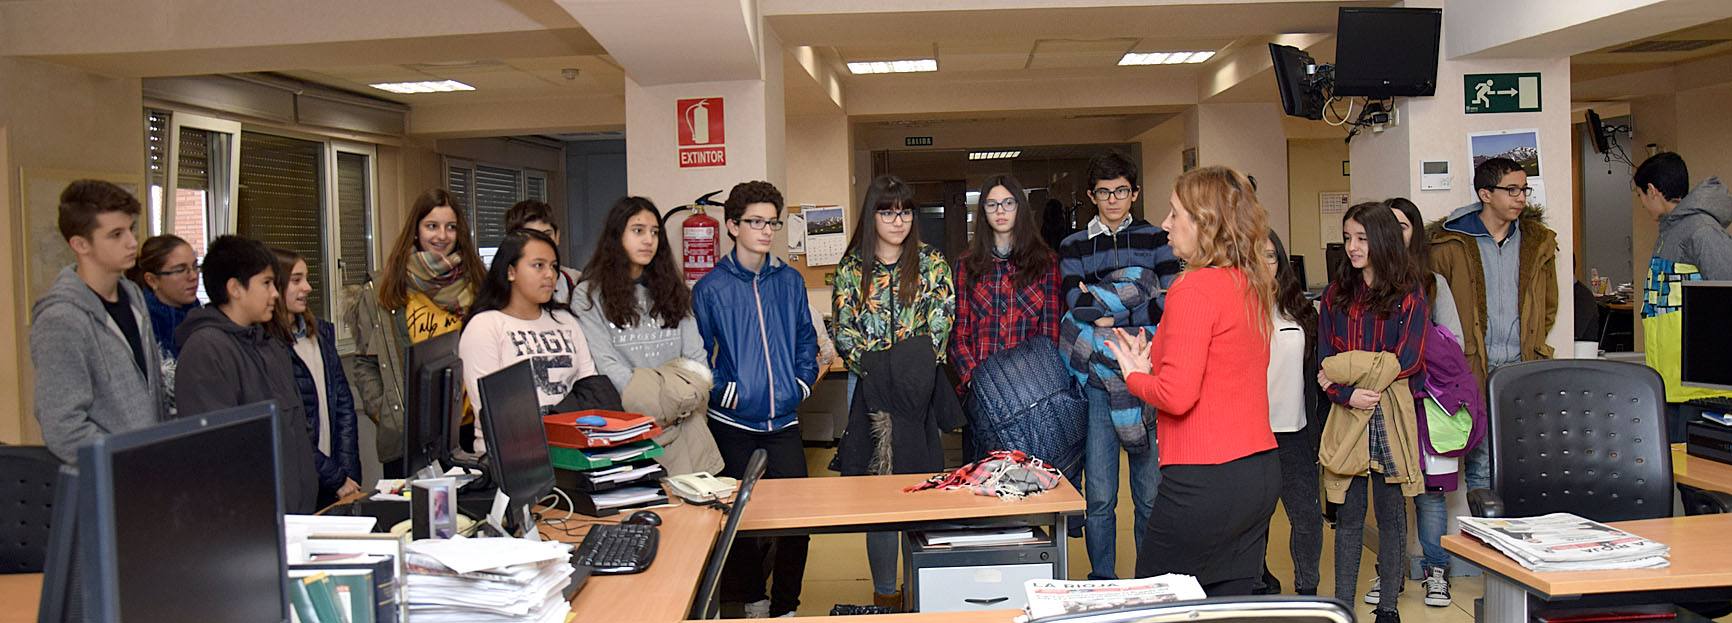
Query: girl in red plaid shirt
[[949, 175, 1062, 393]]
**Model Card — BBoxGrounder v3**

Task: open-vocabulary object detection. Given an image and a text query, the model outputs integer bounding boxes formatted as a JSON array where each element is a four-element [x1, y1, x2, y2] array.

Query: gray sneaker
[[1363, 576, 1401, 604], [1422, 566, 1451, 607], [743, 599, 771, 618]]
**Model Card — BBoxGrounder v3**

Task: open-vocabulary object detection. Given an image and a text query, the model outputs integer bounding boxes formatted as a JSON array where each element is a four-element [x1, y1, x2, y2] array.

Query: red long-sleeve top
[[1125, 267, 1277, 466]]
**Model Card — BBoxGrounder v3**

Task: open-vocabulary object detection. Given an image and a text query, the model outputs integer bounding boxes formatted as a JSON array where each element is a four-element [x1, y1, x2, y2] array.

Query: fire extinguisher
[[666, 190, 725, 286]]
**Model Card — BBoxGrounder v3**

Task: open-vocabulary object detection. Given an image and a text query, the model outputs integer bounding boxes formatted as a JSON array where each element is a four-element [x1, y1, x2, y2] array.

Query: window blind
[[237, 131, 328, 318]]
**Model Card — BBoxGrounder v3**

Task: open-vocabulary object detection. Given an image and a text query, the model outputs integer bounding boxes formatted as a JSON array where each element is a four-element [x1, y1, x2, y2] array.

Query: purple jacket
[[1413, 322, 1488, 491]]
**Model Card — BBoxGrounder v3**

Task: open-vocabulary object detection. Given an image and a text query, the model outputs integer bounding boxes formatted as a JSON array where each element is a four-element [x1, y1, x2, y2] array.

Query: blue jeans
[[1414, 491, 1450, 570], [1083, 385, 1160, 580], [848, 373, 900, 595], [1464, 442, 1491, 492]]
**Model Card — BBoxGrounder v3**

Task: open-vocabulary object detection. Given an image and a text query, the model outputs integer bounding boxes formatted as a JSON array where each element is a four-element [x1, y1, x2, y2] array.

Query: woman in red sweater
[[1104, 166, 1279, 595]]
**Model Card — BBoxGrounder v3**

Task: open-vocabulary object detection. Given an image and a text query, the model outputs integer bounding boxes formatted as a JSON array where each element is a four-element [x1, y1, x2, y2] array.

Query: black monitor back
[[77, 401, 289, 622], [37, 466, 80, 623], [690, 449, 769, 619], [1269, 43, 1324, 120], [406, 330, 462, 476], [1333, 7, 1442, 97], [477, 359, 556, 531]]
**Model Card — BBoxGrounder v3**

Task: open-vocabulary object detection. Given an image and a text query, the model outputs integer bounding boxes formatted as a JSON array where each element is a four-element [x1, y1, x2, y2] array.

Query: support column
[[1195, 103, 1291, 239]]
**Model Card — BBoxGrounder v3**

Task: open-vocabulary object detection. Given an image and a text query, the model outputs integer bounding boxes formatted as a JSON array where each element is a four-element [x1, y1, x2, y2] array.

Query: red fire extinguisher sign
[[677, 97, 726, 168], [682, 208, 719, 285]]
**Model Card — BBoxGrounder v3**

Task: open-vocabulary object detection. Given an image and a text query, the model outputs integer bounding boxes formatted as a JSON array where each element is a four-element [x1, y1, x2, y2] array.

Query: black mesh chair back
[[1487, 360, 1673, 522], [0, 446, 62, 573]]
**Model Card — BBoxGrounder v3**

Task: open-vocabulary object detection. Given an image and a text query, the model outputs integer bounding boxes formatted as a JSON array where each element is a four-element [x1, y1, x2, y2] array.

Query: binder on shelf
[[568, 485, 671, 518], [555, 458, 666, 493], [544, 410, 661, 448], [293, 555, 398, 623]]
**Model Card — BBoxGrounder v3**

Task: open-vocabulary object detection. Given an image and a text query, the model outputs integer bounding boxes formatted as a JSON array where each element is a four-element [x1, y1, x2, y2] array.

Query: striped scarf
[[1061, 266, 1161, 453], [406, 250, 472, 314]]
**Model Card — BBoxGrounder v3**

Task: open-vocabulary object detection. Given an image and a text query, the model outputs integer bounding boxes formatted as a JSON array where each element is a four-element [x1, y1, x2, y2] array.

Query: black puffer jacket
[[836, 339, 966, 476], [289, 319, 362, 498]]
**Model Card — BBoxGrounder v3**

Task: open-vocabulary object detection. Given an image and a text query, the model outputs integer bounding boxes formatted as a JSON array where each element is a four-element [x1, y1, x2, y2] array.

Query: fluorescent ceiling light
[[846, 59, 938, 74], [1117, 50, 1215, 66], [367, 80, 476, 94], [968, 150, 1021, 160]]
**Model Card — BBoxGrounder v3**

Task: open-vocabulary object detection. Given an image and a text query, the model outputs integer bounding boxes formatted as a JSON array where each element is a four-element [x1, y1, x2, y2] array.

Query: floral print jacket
[[832, 243, 955, 375]]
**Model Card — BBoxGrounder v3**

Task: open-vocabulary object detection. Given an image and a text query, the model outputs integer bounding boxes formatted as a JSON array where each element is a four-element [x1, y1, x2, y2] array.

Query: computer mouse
[[623, 510, 662, 526], [575, 415, 608, 427]]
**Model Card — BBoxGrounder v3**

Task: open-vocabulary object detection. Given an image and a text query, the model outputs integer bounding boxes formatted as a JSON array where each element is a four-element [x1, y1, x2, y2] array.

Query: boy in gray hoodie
[[1634, 152, 1732, 437], [30, 180, 165, 463], [175, 235, 319, 514]]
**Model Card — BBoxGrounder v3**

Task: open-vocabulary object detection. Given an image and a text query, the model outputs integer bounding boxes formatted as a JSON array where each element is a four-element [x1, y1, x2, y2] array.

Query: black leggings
[[1333, 472, 1406, 610]]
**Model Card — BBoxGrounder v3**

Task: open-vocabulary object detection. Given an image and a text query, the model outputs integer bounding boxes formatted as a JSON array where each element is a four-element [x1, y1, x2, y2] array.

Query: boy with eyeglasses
[[1058, 151, 1182, 580], [1417, 156, 1558, 605], [692, 180, 819, 619], [31, 180, 166, 463]]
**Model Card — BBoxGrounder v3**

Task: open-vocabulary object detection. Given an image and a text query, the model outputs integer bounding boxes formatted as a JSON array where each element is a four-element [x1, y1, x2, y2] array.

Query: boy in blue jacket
[[693, 180, 819, 618]]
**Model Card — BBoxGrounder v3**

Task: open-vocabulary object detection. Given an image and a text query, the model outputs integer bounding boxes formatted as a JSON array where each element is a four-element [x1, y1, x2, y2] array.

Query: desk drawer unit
[[916, 563, 1051, 612]]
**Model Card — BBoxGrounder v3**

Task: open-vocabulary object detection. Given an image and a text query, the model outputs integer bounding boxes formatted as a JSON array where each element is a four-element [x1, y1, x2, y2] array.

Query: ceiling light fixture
[[367, 80, 477, 94], [1117, 50, 1216, 66], [968, 150, 1022, 160], [846, 59, 938, 74]]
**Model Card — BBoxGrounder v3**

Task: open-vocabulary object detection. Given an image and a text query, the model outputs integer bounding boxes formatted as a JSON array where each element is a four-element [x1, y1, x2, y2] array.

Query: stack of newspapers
[[1458, 513, 1670, 572], [1022, 575, 1207, 620], [401, 537, 575, 623]]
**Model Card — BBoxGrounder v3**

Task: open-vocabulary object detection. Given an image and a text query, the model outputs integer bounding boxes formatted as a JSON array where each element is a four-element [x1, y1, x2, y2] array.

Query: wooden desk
[[1444, 514, 1732, 621], [1673, 443, 1732, 494], [1, 574, 42, 623], [742, 474, 1085, 534], [557, 500, 724, 623]]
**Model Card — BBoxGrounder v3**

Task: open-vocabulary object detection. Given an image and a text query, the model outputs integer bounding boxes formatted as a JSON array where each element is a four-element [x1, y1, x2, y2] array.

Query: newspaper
[[1458, 513, 1670, 572], [1023, 575, 1206, 619]]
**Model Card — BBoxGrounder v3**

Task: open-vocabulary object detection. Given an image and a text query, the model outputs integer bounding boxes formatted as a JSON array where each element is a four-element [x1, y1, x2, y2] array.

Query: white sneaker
[[1422, 567, 1451, 607], [1363, 577, 1402, 604], [743, 599, 771, 618]]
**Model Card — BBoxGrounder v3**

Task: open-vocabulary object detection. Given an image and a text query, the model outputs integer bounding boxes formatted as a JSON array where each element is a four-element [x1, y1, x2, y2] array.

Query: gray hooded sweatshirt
[[30, 266, 166, 463], [1654, 177, 1732, 280]]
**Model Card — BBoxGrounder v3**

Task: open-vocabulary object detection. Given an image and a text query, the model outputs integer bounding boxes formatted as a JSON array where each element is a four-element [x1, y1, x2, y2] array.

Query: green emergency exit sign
[[1464, 73, 1542, 114]]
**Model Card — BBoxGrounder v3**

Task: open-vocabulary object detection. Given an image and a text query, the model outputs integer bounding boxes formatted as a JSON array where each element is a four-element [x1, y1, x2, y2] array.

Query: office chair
[[688, 449, 769, 620], [0, 446, 62, 573], [1027, 596, 1355, 623], [1468, 360, 1732, 520]]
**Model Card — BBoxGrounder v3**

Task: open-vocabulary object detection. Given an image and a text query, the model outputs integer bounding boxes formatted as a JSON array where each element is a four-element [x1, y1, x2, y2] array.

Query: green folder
[[288, 575, 323, 623], [324, 570, 376, 623], [302, 573, 350, 623]]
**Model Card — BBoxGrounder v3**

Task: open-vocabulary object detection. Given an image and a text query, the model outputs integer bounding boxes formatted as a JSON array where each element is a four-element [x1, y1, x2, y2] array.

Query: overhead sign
[[905, 136, 934, 147], [1464, 73, 1541, 114], [677, 97, 726, 168]]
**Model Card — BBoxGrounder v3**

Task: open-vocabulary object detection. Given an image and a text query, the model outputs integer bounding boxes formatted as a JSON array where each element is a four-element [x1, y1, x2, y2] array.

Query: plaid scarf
[[906, 450, 1063, 499], [406, 250, 472, 314], [1061, 265, 1160, 453]]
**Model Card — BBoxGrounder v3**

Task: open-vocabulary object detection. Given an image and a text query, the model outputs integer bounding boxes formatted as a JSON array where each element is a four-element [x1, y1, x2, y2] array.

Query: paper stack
[[1022, 575, 1207, 620], [403, 537, 575, 623], [1458, 513, 1670, 572]]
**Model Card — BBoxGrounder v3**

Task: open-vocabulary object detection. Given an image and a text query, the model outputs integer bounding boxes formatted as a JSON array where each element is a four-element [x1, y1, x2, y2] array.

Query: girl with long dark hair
[[1316, 202, 1429, 623], [460, 229, 595, 448], [572, 197, 721, 476], [950, 175, 1060, 391], [832, 175, 957, 609], [268, 247, 362, 507]]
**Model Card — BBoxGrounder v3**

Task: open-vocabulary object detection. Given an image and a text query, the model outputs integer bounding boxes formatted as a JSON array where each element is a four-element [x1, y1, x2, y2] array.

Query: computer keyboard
[[573, 523, 659, 574], [1687, 397, 1732, 413]]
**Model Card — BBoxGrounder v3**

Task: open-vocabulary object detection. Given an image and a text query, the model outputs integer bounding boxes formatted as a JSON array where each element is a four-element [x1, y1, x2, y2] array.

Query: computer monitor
[[1325, 244, 1346, 282], [1584, 109, 1612, 155], [1332, 7, 1442, 98], [1269, 43, 1324, 120], [477, 359, 556, 536], [1681, 281, 1732, 391], [689, 449, 769, 620], [1287, 254, 1308, 288], [77, 401, 289, 622], [37, 466, 80, 623], [405, 330, 463, 477]]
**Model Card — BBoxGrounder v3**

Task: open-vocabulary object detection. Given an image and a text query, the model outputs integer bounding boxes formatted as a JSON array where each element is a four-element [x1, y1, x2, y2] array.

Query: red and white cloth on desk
[[905, 450, 1064, 499]]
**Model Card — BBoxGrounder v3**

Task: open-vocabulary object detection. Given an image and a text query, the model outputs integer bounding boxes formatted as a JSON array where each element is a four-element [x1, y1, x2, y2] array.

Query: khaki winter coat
[[1428, 207, 1560, 388], [621, 357, 725, 477], [1319, 351, 1423, 503]]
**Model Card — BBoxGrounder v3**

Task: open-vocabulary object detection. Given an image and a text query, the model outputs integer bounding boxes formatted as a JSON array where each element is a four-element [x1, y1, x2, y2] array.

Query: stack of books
[[402, 537, 576, 623], [1458, 513, 1670, 572], [543, 410, 669, 516]]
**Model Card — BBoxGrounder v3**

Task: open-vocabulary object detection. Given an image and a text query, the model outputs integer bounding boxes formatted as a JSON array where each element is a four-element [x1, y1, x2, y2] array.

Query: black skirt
[[1134, 449, 1280, 591]]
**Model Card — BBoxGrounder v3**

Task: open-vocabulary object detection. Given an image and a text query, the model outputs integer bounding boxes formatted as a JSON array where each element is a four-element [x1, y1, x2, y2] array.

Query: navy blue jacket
[[290, 319, 362, 493], [693, 252, 819, 432]]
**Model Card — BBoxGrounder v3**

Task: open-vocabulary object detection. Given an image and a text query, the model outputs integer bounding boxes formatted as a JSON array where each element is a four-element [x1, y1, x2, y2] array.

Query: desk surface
[[740, 474, 1086, 533], [0, 574, 40, 623], [1673, 443, 1732, 494], [557, 500, 723, 623], [1443, 514, 1732, 598]]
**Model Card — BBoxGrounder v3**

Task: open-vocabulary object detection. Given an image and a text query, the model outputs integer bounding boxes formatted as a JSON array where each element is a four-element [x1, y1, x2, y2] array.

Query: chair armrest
[[1678, 484, 1732, 516], [1467, 487, 1505, 518]]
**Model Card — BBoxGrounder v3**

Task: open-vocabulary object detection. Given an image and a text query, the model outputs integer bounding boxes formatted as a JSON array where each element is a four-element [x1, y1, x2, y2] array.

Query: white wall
[[1197, 103, 1291, 240], [1288, 138, 1351, 288], [1578, 116, 1635, 284]]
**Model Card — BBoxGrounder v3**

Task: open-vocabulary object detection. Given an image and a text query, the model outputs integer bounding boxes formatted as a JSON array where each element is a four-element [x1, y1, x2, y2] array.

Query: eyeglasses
[[154, 264, 200, 278], [1090, 186, 1136, 202], [734, 217, 785, 231], [876, 208, 914, 223], [982, 198, 1018, 213], [1486, 185, 1534, 198]]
